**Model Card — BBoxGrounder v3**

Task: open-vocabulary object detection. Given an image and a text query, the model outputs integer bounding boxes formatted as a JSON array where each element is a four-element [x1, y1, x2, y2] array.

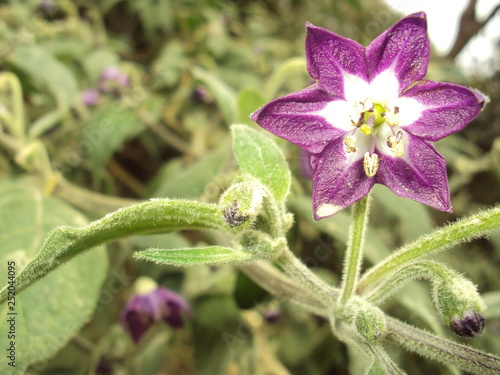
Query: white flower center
[[316, 70, 424, 177]]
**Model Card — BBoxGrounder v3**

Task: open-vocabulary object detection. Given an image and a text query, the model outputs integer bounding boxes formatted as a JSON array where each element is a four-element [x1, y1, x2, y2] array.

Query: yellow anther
[[343, 136, 357, 153], [359, 124, 372, 135], [363, 152, 379, 177]]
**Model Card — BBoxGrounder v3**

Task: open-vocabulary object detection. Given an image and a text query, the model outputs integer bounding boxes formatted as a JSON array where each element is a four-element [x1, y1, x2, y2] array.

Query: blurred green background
[[0, 0, 499, 374]]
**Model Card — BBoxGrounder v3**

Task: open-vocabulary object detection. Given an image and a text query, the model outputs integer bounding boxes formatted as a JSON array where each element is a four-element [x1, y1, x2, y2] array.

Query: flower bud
[[432, 276, 486, 338], [219, 179, 265, 228], [346, 297, 387, 343], [449, 310, 485, 339]]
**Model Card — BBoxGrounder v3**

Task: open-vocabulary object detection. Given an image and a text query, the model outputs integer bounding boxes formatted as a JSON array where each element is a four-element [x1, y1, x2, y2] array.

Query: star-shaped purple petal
[[252, 12, 487, 219]]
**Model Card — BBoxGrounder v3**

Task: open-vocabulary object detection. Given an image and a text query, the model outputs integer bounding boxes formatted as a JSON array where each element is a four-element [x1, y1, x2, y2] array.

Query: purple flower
[[121, 279, 192, 343], [251, 12, 487, 220], [99, 66, 130, 97], [81, 88, 100, 107]]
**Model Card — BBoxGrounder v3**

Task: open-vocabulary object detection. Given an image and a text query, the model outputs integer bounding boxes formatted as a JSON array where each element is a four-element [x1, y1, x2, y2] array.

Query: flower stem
[[242, 258, 500, 374], [277, 246, 335, 302], [0, 72, 25, 142], [339, 195, 371, 304], [357, 205, 500, 294]]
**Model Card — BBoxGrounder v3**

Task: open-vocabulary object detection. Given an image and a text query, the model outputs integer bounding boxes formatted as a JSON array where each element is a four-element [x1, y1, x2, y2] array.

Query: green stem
[[241, 260, 328, 315], [277, 246, 335, 302], [386, 316, 500, 374], [357, 206, 500, 294], [0, 199, 234, 303], [241, 259, 500, 374], [339, 195, 370, 303], [362, 260, 456, 305], [0, 72, 25, 142]]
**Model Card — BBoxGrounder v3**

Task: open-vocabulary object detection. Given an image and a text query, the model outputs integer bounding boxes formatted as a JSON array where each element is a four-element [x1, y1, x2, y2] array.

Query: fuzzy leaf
[[237, 88, 266, 125], [0, 198, 232, 303], [232, 124, 291, 202], [192, 67, 236, 124], [0, 178, 108, 374], [7, 45, 79, 110]]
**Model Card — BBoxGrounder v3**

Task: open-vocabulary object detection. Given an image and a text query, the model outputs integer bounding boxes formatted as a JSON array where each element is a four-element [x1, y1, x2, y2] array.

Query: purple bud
[[191, 85, 210, 104], [449, 311, 485, 338], [121, 285, 192, 343], [223, 200, 249, 227], [81, 89, 100, 107]]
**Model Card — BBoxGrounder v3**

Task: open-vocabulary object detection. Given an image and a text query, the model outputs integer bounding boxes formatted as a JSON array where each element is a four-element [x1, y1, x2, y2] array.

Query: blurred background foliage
[[0, 0, 498, 374]]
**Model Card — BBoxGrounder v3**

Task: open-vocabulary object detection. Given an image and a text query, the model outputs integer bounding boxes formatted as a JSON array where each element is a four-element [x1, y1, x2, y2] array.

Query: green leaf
[[0, 198, 232, 303], [82, 49, 119, 82], [231, 124, 291, 202], [237, 88, 266, 125], [134, 246, 257, 266], [78, 105, 142, 173], [192, 67, 236, 124], [155, 40, 187, 87], [7, 45, 79, 110], [0, 178, 108, 374]]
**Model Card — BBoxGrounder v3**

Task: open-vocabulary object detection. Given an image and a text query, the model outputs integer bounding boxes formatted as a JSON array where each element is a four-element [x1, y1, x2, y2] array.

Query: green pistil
[[363, 103, 386, 128]]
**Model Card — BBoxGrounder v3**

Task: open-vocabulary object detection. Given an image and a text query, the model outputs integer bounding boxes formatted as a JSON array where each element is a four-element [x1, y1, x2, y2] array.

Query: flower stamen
[[363, 152, 379, 177], [386, 131, 405, 157], [343, 136, 357, 153], [384, 106, 400, 127]]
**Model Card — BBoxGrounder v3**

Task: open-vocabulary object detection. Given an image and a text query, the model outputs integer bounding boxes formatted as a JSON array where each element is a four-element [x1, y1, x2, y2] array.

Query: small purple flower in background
[[38, 0, 58, 16], [81, 88, 100, 108], [252, 12, 488, 220], [121, 277, 192, 343], [262, 306, 281, 324], [99, 65, 130, 98]]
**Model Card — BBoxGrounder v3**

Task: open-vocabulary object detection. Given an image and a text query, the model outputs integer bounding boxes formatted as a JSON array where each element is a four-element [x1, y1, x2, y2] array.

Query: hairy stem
[[277, 246, 336, 303], [386, 316, 500, 374], [339, 195, 370, 303], [242, 259, 500, 374], [358, 206, 500, 294]]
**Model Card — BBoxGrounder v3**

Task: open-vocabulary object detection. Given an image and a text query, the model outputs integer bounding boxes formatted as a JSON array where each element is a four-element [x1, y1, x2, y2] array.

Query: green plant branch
[[241, 260, 328, 315], [357, 205, 500, 294], [362, 260, 457, 305], [0, 199, 234, 303], [339, 195, 370, 303], [277, 245, 336, 303], [241, 259, 500, 374], [386, 316, 500, 374], [0, 72, 25, 141]]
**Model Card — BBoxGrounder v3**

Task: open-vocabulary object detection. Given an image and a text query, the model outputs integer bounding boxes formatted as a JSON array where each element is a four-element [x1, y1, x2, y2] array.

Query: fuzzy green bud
[[219, 179, 265, 227], [433, 276, 486, 338], [233, 230, 285, 258], [345, 297, 387, 344]]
